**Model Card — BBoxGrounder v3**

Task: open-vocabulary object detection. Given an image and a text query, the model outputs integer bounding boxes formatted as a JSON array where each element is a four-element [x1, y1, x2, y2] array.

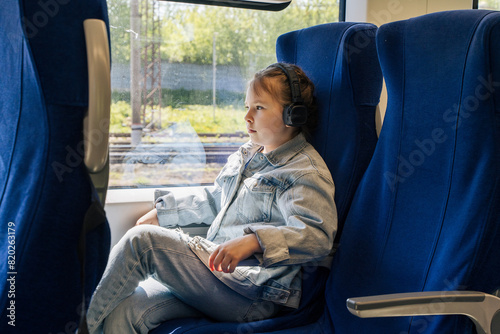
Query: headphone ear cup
[[283, 104, 308, 127]]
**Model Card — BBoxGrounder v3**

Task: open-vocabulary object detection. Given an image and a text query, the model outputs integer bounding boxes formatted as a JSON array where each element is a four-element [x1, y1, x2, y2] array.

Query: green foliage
[[158, 0, 338, 69], [479, 0, 500, 9], [108, 0, 132, 63], [111, 90, 130, 104], [110, 100, 132, 133], [162, 89, 244, 108], [107, 0, 339, 67], [107, 0, 339, 135], [163, 104, 247, 133], [111, 89, 245, 107], [110, 101, 247, 134]]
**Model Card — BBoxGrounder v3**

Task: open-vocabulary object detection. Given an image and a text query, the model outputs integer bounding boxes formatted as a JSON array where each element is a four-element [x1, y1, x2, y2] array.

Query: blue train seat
[[327, 9, 500, 334], [277, 22, 382, 241], [152, 21, 382, 333], [0, 0, 110, 333]]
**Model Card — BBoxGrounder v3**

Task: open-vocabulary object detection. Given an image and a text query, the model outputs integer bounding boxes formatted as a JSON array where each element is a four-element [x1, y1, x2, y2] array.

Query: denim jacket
[[154, 133, 337, 308]]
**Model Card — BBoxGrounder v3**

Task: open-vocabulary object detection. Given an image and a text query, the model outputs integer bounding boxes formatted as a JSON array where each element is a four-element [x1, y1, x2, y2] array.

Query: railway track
[[109, 142, 243, 164]]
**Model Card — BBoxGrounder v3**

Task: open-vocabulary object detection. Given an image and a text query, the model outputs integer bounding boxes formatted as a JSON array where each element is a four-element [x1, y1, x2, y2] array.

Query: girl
[[86, 63, 337, 334]]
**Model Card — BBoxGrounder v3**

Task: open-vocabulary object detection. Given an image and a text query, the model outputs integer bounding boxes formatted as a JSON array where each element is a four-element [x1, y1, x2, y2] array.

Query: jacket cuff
[[244, 225, 290, 267], [154, 190, 179, 227]]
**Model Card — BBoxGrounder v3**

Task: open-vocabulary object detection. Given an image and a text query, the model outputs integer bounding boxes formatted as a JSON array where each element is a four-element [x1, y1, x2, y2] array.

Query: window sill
[[104, 186, 209, 246]]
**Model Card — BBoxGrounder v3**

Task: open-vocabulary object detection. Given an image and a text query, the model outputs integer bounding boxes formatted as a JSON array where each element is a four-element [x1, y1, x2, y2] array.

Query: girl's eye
[[256, 106, 263, 110]]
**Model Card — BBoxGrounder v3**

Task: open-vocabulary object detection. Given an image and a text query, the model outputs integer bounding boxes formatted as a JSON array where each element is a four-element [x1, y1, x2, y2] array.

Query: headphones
[[268, 63, 308, 127]]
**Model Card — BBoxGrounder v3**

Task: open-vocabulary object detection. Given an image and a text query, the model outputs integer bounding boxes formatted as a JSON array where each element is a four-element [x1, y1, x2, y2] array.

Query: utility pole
[[130, 0, 142, 146], [141, 0, 162, 132], [130, 0, 162, 146], [212, 32, 217, 123]]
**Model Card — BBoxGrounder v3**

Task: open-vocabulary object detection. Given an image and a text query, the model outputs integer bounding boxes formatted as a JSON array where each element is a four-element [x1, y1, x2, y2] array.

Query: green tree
[[158, 0, 338, 68], [478, 0, 500, 9], [107, 0, 338, 67], [108, 0, 131, 63]]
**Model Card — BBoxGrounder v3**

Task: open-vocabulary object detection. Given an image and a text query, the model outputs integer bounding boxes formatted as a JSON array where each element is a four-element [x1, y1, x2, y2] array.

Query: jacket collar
[[241, 132, 308, 167]]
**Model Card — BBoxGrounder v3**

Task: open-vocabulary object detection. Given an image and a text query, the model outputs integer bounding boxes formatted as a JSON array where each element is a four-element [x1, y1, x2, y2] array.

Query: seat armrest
[[347, 291, 500, 334]]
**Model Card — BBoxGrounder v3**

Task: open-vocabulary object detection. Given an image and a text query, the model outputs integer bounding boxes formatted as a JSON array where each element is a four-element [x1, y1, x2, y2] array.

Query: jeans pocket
[[242, 300, 281, 322]]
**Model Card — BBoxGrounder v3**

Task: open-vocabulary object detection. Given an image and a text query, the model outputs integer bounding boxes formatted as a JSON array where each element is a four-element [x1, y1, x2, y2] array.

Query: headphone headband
[[271, 63, 304, 104], [267, 63, 308, 127]]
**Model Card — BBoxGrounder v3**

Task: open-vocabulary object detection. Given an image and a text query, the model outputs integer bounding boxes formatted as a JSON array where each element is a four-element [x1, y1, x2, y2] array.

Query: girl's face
[[244, 78, 297, 153]]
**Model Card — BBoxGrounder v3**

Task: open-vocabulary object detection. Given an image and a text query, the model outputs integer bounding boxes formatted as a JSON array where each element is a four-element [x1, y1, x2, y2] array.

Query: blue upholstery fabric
[[327, 10, 500, 333], [152, 22, 382, 334], [22, 0, 109, 106], [276, 22, 382, 239], [0, 0, 110, 333]]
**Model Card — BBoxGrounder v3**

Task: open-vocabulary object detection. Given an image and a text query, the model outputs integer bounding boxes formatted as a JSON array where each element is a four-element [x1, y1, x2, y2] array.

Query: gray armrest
[[347, 291, 500, 334]]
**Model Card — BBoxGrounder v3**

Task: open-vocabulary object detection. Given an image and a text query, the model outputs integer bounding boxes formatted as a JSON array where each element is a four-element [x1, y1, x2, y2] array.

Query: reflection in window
[[478, 0, 500, 9], [107, 0, 339, 188]]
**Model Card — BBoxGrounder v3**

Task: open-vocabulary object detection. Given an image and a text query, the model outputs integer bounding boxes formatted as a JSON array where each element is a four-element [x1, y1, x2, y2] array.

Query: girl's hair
[[248, 63, 318, 140]]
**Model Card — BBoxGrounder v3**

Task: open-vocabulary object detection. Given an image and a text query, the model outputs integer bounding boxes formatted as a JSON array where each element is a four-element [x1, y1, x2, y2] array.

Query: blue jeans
[[86, 225, 280, 334]]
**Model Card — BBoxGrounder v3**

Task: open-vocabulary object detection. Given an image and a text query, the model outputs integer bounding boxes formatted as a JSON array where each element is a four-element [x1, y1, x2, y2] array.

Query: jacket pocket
[[236, 177, 276, 223], [215, 153, 242, 206]]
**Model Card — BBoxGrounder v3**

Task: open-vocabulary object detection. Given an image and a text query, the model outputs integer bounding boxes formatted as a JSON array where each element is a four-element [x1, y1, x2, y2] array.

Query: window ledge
[[105, 186, 207, 205]]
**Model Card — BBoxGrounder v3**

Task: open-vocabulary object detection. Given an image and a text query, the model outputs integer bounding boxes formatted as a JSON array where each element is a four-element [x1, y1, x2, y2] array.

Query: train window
[[107, 0, 339, 189], [478, 0, 500, 9]]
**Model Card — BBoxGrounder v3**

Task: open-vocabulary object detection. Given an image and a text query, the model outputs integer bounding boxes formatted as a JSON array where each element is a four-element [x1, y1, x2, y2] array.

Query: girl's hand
[[136, 208, 159, 226], [209, 234, 262, 273]]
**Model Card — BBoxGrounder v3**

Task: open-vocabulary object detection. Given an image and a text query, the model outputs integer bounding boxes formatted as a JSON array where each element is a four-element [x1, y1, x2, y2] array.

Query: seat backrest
[[327, 10, 500, 333], [277, 22, 382, 239], [0, 0, 110, 333]]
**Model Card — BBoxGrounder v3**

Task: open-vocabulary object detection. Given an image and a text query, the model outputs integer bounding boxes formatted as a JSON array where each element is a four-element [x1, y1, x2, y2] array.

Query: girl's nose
[[244, 109, 253, 123]]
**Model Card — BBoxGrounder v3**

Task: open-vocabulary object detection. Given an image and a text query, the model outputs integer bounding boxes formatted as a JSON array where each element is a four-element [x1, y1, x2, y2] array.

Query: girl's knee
[[125, 225, 179, 240], [121, 225, 189, 252], [122, 225, 161, 247], [126, 224, 156, 238]]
